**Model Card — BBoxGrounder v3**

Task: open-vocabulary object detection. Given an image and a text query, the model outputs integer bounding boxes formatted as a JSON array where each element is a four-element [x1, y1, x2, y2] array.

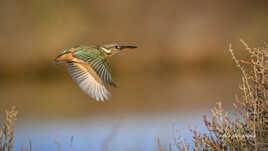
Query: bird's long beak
[[120, 45, 137, 50]]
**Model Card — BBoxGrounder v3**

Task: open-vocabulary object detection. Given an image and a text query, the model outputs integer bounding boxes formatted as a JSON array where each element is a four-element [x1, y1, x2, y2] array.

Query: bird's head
[[99, 43, 137, 56]]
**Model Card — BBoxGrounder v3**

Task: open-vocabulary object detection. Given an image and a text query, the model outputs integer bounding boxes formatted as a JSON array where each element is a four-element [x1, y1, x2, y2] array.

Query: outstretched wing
[[87, 57, 117, 87], [66, 62, 110, 101], [72, 50, 117, 87]]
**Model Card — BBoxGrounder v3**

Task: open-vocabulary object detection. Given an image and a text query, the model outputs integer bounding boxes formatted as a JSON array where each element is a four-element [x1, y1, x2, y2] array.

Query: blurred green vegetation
[[0, 3, 267, 150], [0, 0, 268, 82], [0, 0, 267, 117]]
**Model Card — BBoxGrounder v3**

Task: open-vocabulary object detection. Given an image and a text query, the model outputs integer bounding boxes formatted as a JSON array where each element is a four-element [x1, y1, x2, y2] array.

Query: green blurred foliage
[[0, 0, 268, 81]]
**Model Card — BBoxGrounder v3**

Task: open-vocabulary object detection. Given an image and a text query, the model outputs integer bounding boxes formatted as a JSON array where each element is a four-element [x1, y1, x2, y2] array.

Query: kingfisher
[[55, 44, 137, 101]]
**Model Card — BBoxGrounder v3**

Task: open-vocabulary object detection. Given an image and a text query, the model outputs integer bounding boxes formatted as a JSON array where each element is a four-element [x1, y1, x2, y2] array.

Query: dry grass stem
[[159, 40, 268, 151]]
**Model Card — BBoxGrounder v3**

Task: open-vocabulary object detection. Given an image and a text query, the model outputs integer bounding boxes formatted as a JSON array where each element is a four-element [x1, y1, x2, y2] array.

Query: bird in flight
[[55, 44, 137, 101]]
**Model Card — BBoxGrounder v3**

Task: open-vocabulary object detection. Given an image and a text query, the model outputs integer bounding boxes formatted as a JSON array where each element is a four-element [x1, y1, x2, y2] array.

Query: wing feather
[[66, 62, 110, 101], [87, 57, 117, 87], [72, 49, 117, 87]]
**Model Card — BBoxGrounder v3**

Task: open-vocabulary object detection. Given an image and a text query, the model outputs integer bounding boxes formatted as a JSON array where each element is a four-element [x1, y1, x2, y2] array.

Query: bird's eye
[[115, 45, 120, 49]]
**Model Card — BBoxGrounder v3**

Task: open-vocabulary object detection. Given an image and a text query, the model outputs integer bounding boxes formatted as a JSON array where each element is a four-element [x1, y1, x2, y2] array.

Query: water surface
[[0, 73, 239, 151]]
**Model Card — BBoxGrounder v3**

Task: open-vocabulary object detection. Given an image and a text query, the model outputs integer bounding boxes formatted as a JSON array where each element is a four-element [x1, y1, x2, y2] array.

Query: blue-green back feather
[[72, 46, 117, 87]]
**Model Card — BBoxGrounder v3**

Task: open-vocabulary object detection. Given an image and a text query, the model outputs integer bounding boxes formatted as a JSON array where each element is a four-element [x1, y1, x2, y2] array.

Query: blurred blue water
[[3, 74, 237, 151], [14, 112, 209, 151]]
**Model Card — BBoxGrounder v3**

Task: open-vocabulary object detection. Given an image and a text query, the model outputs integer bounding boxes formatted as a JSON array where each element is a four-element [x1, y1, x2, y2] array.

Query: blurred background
[[0, 0, 268, 150]]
